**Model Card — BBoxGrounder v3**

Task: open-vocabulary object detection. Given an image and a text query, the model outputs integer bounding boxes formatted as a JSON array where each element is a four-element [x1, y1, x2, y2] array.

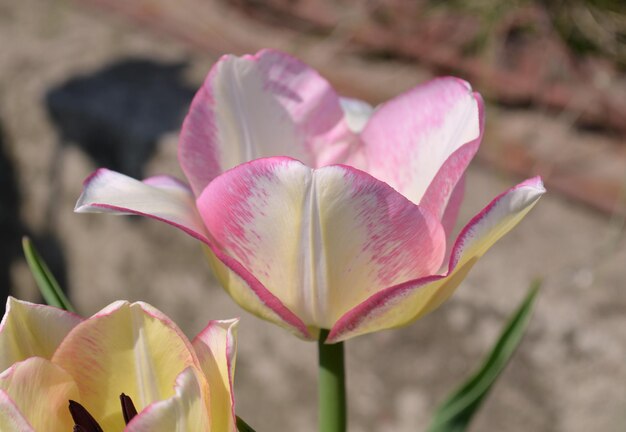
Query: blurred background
[[1, 0, 625, 430]]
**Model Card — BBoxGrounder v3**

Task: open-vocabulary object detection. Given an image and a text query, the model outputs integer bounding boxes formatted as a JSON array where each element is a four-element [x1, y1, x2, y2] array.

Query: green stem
[[318, 329, 347, 432]]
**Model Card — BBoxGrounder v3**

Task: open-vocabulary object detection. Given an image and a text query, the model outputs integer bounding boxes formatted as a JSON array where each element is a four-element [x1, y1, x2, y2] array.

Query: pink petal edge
[[420, 92, 485, 224], [178, 61, 223, 196], [327, 176, 545, 343], [358, 77, 482, 206]]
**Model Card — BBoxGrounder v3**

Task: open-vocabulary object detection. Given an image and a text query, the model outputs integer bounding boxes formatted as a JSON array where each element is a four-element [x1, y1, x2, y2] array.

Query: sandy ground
[[1, 0, 625, 431]]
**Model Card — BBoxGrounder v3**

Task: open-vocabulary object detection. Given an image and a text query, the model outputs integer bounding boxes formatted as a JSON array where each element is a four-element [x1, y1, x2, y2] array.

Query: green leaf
[[236, 416, 257, 432], [22, 236, 75, 312], [427, 281, 540, 432]]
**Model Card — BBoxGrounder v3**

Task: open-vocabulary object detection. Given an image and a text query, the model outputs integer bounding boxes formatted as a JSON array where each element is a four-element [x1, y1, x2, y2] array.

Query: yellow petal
[[0, 298, 83, 371], [192, 319, 238, 432], [52, 301, 199, 431], [0, 357, 78, 432], [125, 367, 210, 432], [0, 391, 35, 431]]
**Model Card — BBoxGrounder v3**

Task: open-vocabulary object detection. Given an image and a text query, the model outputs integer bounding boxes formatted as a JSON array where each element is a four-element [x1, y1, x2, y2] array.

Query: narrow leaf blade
[[21, 236, 75, 312], [427, 281, 540, 432], [236, 416, 257, 432]]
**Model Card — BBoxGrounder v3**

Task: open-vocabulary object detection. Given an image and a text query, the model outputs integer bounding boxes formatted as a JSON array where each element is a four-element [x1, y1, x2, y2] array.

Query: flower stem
[[318, 329, 346, 432]]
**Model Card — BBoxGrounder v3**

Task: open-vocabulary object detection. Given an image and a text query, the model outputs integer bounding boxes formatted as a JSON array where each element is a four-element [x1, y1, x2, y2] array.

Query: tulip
[[0, 297, 238, 431], [75, 49, 544, 343], [179, 49, 484, 239]]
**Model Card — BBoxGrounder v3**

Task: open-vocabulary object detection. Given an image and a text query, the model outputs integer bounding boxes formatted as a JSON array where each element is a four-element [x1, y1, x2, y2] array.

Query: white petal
[[198, 157, 445, 331], [75, 169, 209, 243]]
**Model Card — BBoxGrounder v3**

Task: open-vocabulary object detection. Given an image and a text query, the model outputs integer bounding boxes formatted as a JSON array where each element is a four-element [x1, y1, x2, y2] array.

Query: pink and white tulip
[[0, 297, 238, 431], [75, 49, 545, 342]]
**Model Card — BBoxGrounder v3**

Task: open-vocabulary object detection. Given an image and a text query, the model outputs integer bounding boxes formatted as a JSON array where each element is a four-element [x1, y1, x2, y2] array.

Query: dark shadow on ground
[[0, 121, 21, 313], [44, 58, 196, 179], [15, 58, 198, 312]]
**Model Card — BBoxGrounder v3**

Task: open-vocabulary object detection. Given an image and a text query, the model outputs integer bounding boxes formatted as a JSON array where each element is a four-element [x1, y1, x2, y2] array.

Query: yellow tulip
[[0, 298, 238, 431]]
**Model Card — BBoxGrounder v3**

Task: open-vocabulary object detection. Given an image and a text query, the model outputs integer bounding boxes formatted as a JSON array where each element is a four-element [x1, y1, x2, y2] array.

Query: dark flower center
[[69, 393, 137, 431]]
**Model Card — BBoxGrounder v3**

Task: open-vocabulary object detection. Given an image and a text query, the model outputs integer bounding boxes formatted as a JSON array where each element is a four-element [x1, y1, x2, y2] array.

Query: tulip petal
[[142, 174, 195, 191], [179, 49, 351, 196], [192, 319, 238, 432], [0, 297, 82, 371], [75, 169, 210, 244], [52, 301, 200, 431], [203, 247, 313, 339], [197, 157, 445, 331], [76, 168, 311, 340], [357, 77, 482, 209], [329, 177, 545, 342], [419, 94, 485, 222], [0, 391, 34, 432], [339, 97, 375, 133], [125, 367, 210, 432], [440, 174, 466, 241], [0, 357, 78, 431]]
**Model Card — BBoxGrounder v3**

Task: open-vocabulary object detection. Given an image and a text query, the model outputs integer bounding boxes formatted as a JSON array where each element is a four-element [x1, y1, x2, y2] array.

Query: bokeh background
[[1, 0, 625, 430]]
